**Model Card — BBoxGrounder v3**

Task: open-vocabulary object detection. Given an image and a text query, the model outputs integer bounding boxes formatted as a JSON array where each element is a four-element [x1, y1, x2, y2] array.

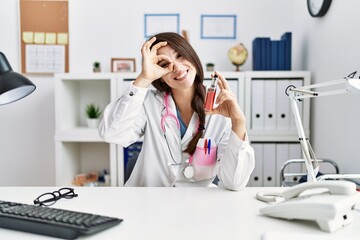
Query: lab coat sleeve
[[216, 131, 255, 191], [99, 83, 148, 147]]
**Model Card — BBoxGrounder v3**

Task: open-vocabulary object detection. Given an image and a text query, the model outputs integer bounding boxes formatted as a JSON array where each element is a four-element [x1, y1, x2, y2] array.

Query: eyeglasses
[[33, 187, 78, 206]]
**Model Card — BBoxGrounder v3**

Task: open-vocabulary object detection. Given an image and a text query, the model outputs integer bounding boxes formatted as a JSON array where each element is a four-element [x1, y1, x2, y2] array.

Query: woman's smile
[[174, 70, 188, 81]]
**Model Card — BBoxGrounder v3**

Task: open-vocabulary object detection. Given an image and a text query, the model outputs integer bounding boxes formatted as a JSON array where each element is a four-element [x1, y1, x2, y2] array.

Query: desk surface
[[0, 187, 359, 240]]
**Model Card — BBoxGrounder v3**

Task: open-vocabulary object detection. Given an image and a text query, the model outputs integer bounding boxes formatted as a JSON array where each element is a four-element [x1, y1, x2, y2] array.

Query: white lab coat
[[99, 83, 255, 191]]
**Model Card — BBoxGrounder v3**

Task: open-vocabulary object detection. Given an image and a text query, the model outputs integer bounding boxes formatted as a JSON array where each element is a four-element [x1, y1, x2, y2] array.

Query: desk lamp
[[286, 71, 360, 182], [0, 52, 36, 105]]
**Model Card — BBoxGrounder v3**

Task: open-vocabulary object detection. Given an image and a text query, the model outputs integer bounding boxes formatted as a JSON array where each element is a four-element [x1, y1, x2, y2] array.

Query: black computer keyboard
[[0, 200, 123, 239]]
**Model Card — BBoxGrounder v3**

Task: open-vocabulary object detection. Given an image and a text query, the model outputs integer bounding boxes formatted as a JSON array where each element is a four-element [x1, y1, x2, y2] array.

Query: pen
[[208, 139, 211, 154], [204, 139, 208, 155]]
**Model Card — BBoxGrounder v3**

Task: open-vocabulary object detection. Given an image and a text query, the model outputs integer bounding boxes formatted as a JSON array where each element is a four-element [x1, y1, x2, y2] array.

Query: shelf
[[55, 128, 102, 142], [248, 129, 309, 142], [55, 74, 115, 130], [54, 73, 119, 187], [55, 141, 112, 186]]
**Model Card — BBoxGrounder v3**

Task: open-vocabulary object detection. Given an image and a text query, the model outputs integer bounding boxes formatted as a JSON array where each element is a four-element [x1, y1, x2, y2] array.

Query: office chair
[[280, 158, 340, 187], [124, 142, 143, 183]]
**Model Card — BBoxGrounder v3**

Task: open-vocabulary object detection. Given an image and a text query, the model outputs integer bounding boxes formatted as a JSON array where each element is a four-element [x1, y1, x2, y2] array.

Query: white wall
[[69, 0, 299, 73], [0, 0, 359, 185], [300, 0, 360, 174], [0, 0, 56, 185]]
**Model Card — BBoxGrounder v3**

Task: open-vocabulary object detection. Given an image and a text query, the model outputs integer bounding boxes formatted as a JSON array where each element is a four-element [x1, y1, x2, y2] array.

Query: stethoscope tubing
[[161, 92, 181, 166]]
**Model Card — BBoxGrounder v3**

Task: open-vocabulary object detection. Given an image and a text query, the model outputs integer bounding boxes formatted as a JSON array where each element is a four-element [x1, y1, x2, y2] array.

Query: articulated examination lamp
[[0, 52, 36, 105], [286, 71, 360, 182]]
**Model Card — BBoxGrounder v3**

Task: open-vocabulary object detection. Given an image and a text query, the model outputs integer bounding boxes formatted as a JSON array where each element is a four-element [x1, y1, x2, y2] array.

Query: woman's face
[[157, 45, 197, 90]]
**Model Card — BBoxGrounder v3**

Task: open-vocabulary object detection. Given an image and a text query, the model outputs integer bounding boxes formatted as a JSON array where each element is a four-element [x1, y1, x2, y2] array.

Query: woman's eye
[[159, 62, 169, 68]]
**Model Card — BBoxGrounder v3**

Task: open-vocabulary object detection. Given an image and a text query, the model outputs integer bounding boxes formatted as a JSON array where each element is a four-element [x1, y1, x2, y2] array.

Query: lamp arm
[[299, 78, 345, 90], [289, 94, 319, 182], [291, 78, 355, 100], [286, 76, 360, 183]]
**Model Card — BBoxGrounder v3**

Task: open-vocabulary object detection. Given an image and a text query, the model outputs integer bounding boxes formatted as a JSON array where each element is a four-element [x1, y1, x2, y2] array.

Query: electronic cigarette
[[204, 74, 218, 111]]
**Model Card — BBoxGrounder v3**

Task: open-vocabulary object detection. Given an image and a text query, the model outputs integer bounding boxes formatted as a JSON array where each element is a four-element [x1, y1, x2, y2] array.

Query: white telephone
[[258, 181, 360, 232]]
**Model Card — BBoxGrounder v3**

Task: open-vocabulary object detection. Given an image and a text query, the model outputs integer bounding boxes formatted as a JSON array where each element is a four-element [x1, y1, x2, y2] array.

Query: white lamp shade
[[348, 78, 360, 93]]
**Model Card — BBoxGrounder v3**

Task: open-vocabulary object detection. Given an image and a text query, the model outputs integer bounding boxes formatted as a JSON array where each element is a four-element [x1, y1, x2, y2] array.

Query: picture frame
[[200, 14, 237, 39], [144, 13, 180, 38], [111, 58, 136, 72]]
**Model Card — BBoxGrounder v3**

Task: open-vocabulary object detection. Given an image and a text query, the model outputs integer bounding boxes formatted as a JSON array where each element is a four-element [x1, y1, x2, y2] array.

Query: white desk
[[0, 187, 359, 239]]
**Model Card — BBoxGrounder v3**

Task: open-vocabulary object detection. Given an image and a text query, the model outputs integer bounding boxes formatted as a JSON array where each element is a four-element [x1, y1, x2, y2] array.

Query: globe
[[227, 43, 248, 71]]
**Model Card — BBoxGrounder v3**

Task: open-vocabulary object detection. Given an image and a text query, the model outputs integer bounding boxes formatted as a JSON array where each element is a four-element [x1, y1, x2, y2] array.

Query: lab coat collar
[[156, 91, 198, 145], [181, 113, 198, 144], [154, 90, 166, 107]]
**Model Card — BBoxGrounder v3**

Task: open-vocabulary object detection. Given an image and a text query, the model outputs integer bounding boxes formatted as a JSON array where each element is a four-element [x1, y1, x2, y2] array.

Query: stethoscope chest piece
[[183, 165, 195, 179]]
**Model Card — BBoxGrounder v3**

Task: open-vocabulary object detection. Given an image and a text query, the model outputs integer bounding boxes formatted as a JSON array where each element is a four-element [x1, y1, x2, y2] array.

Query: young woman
[[99, 32, 254, 190]]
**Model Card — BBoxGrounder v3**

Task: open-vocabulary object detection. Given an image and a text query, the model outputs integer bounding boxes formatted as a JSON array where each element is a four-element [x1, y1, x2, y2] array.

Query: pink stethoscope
[[161, 92, 180, 134], [161, 92, 196, 179]]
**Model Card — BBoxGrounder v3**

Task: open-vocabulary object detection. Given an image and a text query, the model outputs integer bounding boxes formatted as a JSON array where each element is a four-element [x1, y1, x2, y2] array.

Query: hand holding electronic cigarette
[[206, 71, 247, 140], [204, 74, 218, 111]]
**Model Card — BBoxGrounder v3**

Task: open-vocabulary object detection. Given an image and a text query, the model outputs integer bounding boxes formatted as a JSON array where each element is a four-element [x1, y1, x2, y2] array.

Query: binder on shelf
[[250, 143, 304, 187], [252, 37, 271, 70], [276, 143, 290, 186], [270, 40, 279, 70], [263, 38, 271, 70], [281, 32, 292, 70], [252, 38, 262, 70], [264, 80, 277, 130], [251, 80, 265, 130], [276, 79, 291, 129], [278, 40, 286, 70], [249, 143, 263, 187], [263, 143, 276, 187], [252, 32, 291, 71]]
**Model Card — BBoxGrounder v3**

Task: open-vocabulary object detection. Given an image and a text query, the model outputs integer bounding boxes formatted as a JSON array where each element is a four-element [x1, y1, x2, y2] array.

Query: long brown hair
[[150, 32, 205, 155]]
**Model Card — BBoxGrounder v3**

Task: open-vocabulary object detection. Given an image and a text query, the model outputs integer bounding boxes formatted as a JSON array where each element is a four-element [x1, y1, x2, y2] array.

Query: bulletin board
[[19, 0, 69, 73]]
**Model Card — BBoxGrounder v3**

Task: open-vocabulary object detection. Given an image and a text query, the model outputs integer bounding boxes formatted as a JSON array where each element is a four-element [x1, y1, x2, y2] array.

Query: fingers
[[147, 36, 157, 46], [156, 54, 174, 72], [152, 41, 168, 51], [218, 77, 230, 91], [156, 54, 172, 63], [205, 109, 216, 115], [215, 90, 236, 105], [212, 71, 229, 90], [142, 37, 168, 54], [141, 37, 156, 53]]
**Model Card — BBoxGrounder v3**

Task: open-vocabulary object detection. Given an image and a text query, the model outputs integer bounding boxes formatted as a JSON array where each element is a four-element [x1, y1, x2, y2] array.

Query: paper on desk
[[261, 231, 357, 240]]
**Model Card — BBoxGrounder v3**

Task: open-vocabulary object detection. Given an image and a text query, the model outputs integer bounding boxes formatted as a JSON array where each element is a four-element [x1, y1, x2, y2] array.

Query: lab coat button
[[129, 91, 134, 96]]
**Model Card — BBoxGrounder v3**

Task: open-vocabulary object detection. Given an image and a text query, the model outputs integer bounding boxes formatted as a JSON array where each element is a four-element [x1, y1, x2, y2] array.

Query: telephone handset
[[281, 180, 355, 200], [256, 180, 355, 203], [258, 181, 360, 232]]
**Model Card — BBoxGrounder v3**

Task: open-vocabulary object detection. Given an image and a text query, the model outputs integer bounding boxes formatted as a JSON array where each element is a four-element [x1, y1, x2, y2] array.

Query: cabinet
[[54, 73, 118, 186], [54, 71, 310, 187], [244, 71, 311, 187]]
